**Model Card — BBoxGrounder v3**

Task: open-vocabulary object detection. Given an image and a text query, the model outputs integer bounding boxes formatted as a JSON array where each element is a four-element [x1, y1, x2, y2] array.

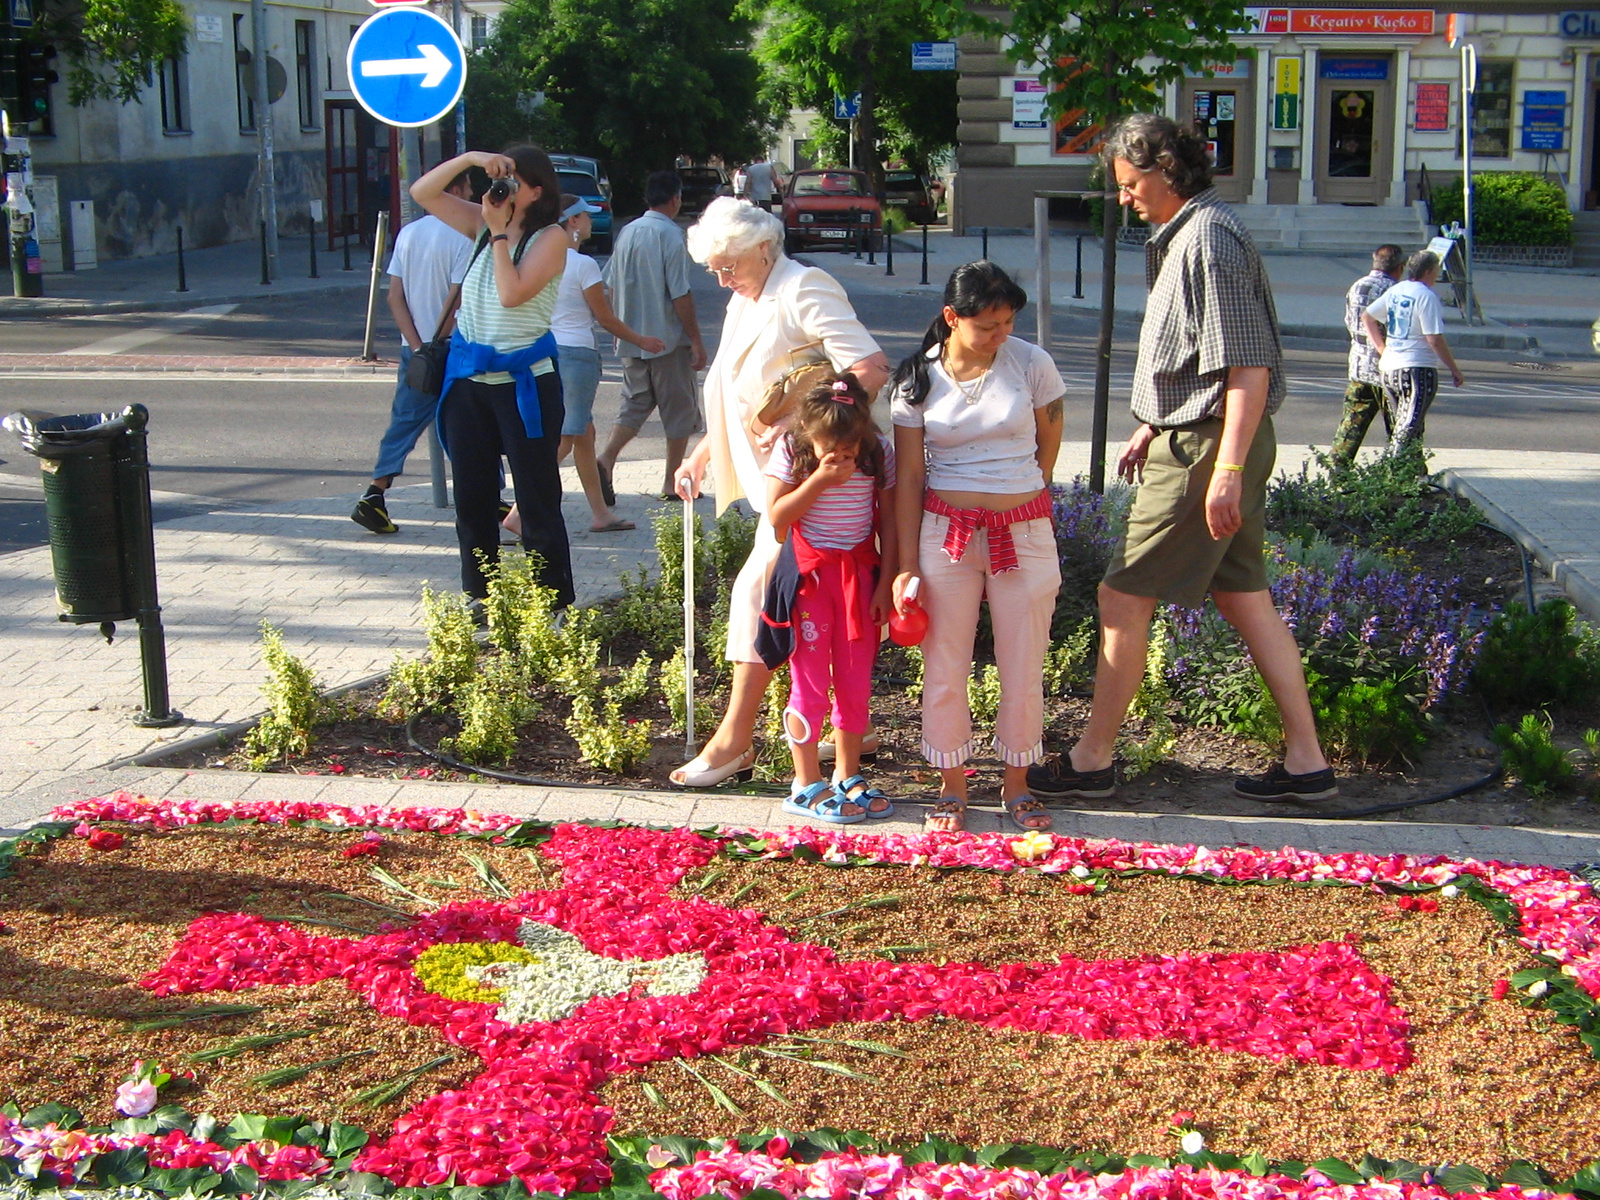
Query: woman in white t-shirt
[[890, 261, 1066, 833], [1361, 249, 1465, 452], [510, 196, 666, 535]]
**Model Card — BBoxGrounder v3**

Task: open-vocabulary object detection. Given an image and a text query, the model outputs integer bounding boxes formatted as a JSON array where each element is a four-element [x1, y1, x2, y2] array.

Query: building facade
[[953, 4, 1600, 232]]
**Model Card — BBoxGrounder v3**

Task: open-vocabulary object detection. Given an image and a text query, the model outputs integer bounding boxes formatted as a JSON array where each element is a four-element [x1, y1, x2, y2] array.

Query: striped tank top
[[456, 226, 563, 384]]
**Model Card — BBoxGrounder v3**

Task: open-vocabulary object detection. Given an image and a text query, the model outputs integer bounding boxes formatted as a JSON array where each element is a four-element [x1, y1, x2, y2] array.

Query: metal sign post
[[1460, 41, 1479, 325]]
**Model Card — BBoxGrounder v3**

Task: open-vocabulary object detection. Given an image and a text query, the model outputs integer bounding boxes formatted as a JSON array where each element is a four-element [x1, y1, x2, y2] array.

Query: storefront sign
[[1414, 82, 1450, 131], [911, 42, 957, 70], [1320, 56, 1390, 80], [1012, 79, 1048, 129], [1559, 11, 1600, 37], [1183, 58, 1251, 78], [1246, 8, 1434, 35], [1521, 89, 1567, 150], [1273, 55, 1301, 129]]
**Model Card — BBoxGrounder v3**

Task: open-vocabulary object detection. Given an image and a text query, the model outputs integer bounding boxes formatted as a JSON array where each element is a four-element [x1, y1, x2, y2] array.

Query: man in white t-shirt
[[352, 171, 474, 535], [1362, 249, 1465, 453]]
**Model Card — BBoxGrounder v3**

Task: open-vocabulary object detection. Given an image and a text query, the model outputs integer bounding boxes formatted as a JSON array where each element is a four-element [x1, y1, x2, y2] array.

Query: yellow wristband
[[1215, 462, 1245, 473]]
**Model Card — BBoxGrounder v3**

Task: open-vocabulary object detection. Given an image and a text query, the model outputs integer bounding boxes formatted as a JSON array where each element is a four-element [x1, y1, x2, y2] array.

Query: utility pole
[[251, 0, 278, 281], [452, 0, 466, 153]]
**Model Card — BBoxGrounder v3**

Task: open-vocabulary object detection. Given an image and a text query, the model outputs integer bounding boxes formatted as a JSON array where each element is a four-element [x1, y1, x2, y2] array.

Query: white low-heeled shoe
[[670, 746, 756, 788]]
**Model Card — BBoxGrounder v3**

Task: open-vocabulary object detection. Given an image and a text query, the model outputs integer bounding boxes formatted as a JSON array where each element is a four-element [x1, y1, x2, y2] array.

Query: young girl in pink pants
[[765, 375, 899, 825]]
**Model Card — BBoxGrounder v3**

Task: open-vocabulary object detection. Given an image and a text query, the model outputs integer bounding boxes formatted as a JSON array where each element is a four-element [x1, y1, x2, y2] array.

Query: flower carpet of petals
[[28, 794, 1600, 1198]]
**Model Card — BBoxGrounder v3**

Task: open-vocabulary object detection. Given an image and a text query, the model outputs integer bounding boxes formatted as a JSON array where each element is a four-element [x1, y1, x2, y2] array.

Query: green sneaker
[[351, 493, 398, 534]]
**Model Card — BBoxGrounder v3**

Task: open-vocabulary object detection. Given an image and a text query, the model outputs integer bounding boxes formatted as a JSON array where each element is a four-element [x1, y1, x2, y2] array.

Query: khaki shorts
[[617, 346, 704, 441], [1102, 415, 1276, 607]]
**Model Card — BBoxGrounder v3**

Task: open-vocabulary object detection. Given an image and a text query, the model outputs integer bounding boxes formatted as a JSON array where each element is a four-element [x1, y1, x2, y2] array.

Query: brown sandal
[[1004, 793, 1053, 832], [924, 798, 966, 833]]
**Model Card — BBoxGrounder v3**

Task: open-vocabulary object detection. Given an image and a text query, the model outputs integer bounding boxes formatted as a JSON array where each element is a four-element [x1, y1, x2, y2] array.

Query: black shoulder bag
[[405, 231, 501, 397]]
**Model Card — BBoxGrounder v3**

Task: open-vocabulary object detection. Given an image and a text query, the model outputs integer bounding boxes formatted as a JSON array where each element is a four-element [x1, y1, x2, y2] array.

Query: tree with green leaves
[[747, 0, 956, 192], [471, 0, 777, 211], [993, 0, 1249, 490], [28, 0, 189, 105]]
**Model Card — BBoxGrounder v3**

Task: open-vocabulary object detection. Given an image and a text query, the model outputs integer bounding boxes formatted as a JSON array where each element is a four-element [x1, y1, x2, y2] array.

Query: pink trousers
[[919, 512, 1061, 767], [786, 562, 878, 742]]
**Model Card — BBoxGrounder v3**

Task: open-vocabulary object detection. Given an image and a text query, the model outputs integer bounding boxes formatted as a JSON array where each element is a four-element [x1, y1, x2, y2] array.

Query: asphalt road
[[3, 256, 1600, 555]]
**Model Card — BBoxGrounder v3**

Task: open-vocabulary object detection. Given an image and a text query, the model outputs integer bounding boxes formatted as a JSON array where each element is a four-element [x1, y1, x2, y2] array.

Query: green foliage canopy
[[1430, 172, 1575, 247], [470, 0, 776, 206], [32, 0, 189, 105]]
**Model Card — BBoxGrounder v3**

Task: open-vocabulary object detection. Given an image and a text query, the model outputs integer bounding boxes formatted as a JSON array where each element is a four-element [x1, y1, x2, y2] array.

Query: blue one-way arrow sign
[[346, 7, 466, 128]]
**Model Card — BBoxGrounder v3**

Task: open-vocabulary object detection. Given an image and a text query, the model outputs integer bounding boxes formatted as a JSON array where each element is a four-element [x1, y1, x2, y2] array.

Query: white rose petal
[[1527, 980, 1550, 998], [1070, 864, 1093, 879], [1180, 1131, 1205, 1156]]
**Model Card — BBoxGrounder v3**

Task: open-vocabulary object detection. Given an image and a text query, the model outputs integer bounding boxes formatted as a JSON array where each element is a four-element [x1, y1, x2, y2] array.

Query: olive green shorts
[[1101, 415, 1277, 608]]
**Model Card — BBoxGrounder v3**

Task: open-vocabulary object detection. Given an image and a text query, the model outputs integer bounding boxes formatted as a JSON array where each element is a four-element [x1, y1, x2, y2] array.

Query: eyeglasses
[[706, 262, 740, 279], [1114, 175, 1148, 196]]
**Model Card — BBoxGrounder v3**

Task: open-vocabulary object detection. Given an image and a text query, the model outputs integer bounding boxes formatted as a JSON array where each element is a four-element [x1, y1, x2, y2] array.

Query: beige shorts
[[1102, 415, 1276, 608], [617, 347, 704, 441]]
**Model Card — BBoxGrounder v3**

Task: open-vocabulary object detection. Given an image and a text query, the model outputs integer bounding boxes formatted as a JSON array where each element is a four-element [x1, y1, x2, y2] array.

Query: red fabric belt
[[793, 529, 879, 642], [923, 491, 1052, 574]]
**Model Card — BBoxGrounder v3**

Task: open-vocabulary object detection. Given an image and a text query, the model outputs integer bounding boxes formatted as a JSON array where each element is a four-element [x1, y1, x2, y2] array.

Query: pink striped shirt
[[767, 433, 896, 550]]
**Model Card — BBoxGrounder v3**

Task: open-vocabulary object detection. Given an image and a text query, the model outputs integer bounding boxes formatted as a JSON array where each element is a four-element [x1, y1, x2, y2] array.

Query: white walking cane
[[680, 477, 696, 755]]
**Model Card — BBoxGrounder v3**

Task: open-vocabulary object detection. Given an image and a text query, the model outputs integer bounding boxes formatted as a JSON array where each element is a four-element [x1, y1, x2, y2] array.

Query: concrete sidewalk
[[7, 447, 1600, 870], [838, 228, 1599, 356], [0, 234, 373, 316]]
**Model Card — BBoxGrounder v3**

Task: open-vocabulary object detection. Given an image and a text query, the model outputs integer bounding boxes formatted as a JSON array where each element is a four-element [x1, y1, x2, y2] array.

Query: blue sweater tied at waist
[[435, 329, 560, 457]]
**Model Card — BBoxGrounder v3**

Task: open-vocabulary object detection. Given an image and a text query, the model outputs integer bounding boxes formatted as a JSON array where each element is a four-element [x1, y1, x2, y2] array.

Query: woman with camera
[[411, 146, 575, 608]]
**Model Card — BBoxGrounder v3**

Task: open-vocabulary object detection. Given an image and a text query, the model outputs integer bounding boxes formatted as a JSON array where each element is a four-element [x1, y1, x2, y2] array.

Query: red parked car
[[781, 169, 881, 255]]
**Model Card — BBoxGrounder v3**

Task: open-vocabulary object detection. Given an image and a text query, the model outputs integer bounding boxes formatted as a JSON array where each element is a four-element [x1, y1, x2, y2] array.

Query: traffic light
[[15, 41, 57, 125]]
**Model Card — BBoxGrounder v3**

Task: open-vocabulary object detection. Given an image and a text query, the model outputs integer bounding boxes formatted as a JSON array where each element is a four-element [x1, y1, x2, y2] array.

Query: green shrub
[[967, 663, 1002, 727], [566, 694, 651, 774], [1267, 442, 1478, 550], [440, 651, 537, 766], [1430, 172, 1574, 247], [246, 622, 327, 767], [1493, 712, 1577, 794], [1042, 618, 1096, 697], [659, 646, 715, 736], [1120, 622, 1177, 778], [381, 586, 479, 718], [1472, 599, 1600, 710], [1306, 665, 1431, 766]]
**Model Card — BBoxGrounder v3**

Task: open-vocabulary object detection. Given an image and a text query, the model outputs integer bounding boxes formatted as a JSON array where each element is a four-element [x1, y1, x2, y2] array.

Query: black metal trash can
[[3, 403, 182, 726]]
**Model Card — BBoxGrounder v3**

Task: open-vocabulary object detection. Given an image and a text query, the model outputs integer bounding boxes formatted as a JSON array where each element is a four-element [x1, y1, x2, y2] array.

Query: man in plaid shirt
[[1029, 113, 1335, 805], [1330, 245, 1405, 466]]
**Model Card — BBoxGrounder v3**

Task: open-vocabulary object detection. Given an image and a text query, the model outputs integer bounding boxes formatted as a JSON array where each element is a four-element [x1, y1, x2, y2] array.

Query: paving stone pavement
[[7, 446, 1600, 870]]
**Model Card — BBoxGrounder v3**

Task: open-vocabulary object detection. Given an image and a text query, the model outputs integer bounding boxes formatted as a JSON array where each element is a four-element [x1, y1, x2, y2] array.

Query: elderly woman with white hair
[[670, 197, 891, 789]]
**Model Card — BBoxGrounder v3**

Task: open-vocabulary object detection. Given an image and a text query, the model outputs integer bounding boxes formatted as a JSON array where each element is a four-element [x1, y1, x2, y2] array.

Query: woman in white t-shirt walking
[[890, 261, 1066, 833], [1362, 249, 1465, 452]]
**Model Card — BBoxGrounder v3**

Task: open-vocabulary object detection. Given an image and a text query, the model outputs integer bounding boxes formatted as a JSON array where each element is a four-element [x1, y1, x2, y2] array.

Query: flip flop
[[924, 798, 966, 833], [596, 461, 616, 508], [589, 518, 635, 533], [781, 779, 866, 825], [1004, 793, 1053, 832]]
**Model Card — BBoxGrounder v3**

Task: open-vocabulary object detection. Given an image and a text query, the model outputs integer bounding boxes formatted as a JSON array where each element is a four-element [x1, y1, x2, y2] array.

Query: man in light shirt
[[1330, 243, 1404, 467], [742, 158, 786, 211], [1362, 249, 1465, 452], [352, 171, 473, 535]]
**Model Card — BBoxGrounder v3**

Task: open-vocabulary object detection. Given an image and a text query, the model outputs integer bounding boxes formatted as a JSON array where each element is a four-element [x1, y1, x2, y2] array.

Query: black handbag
[[404, 232, 494, 396]]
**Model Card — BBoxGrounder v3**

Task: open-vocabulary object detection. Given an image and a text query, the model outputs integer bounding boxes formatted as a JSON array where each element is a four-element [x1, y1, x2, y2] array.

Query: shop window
[[296, 20, 318, 129], [471, 15, 489, 50], [1472, 60, 1513, 158], [158, 55, 188, 132], [234, 14, 255, 132]]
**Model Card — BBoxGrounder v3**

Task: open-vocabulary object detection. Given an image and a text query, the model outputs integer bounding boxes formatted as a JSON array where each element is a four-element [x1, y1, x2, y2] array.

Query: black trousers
[[440, 372, 575, 606]]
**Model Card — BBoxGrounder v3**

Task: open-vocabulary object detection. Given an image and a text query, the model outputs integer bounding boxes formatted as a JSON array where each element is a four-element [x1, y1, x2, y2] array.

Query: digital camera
[[486, 176, 520, 204]]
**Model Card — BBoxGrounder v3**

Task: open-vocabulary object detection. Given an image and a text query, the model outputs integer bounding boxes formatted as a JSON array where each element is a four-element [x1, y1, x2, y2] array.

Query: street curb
[[1439, 467, 1600, 622], [0, 356, 395, 377], [0, 277, 372, 319]]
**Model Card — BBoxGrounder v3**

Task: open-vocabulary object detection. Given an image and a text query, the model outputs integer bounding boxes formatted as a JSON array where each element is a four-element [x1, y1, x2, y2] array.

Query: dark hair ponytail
[[890, 260, 1028, 406]]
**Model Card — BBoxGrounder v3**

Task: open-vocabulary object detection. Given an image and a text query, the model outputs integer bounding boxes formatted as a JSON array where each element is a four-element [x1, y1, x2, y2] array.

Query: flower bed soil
[[2, 798, 1599, 1200], [165, 523, 1600, 832]]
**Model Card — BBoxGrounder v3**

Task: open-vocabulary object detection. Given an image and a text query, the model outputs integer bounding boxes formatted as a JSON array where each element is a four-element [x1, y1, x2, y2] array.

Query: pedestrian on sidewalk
[[890, 261, 1065, 834], [1028, 114, 1336, 806], [506, 195, 668, 537], [411, 145, 575, 609], [670, 197, 889, 789], [1328, 243, 1405, 468], [1363, 249, 1465, 452], [741, 157, 786, 211], [595, 171, 708, 505], [351, 170, 474, 535]]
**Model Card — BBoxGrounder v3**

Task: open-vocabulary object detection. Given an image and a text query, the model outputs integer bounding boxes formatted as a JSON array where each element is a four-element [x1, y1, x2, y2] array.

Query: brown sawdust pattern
[[1, 826, 1597, 1176], [0, 825, 562, 1127], [602, 862, 1600, 1174]]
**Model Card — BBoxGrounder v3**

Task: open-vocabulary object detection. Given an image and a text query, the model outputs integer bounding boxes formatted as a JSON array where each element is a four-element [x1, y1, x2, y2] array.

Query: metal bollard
[[259, 221, 271, 285], [1074, 234, 1084, 299], [175, 227, 188, 293], [981, 226, 989, 260], [919, 224, 929, 286], [854, 209, 863, 260], [867, 224, 875, 266], [362, 210, 390, 362], [308, 217, 319, 279], [342, 223, 353, 272], [885, 226, 894, 277]]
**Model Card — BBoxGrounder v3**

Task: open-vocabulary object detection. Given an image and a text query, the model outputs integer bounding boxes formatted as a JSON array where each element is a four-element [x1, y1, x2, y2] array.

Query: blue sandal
[[782, 779, 866, 825], [833, 774, 894, 819]]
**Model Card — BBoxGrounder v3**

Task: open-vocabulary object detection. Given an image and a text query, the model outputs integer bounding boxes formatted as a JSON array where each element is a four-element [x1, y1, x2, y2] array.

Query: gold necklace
[[944, 352, 992, 405]]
